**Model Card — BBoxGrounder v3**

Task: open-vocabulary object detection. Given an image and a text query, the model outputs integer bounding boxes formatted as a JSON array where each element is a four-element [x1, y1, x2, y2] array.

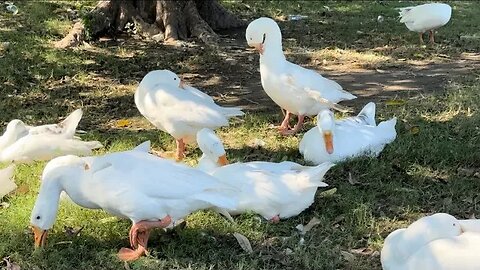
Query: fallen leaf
[[350, 247, 374, 256], [410, 126, 420, 135], [302, 217, 321, 234], [233, 232, 253, 254], [115, 119, 131, 128], [99, 216, 119, 224], [348, 172, 360, 185], [64, 226, 83, 237], [385, 99, 406, 106], [319, 188, 337, 198], [341, 251, 355, 262], [14, 185, 29, 195], [284, 248, 293, 255]]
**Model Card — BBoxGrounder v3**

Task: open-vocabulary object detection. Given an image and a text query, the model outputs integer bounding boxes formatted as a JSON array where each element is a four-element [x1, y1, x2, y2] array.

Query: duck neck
[[197, 154, 219, 174], [259, 31, 286, 66], [0, 130, 17, 151], [33, 178, 63, 230]]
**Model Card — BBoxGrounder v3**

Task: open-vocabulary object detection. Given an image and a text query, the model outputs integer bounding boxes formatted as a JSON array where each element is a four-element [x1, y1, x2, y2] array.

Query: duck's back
[[403, 232, 480, 270]]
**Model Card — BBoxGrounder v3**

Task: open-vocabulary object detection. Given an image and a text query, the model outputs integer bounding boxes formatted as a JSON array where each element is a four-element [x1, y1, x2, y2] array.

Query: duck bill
[[323, 131, 334, 154], [179, 80, 186, 89], [31, 225, 48, 248], [251, 43, 264, 55], [217, 154, 229, 166]]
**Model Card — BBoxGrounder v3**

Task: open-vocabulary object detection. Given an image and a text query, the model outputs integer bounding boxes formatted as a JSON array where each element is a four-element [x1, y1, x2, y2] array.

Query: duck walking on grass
[[135, 70, 244, 161], [245, 17, 356, 135], [29, 141, 238, 261]]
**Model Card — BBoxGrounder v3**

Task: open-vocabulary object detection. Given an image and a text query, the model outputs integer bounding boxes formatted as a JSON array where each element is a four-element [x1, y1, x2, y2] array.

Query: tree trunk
[[55, 0, 245, 48]]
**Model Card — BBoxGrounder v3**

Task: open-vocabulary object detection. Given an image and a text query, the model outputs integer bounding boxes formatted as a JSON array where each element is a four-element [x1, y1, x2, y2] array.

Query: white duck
[[397, 3, 452, 44], [381, 213, 480, 270], [299, 102, 397, 164], [196, 128, 334, 222], [0, 109, 102, 164], [0, 165, 16, 199], [135, 70, 244, 160], [0, 109, 83, 151], [245, 17, 356, 135], [30, 141, 238, 261]]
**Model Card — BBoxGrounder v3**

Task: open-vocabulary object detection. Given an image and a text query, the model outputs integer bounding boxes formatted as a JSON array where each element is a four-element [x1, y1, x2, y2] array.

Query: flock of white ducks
[[0, 2, 464, 268]]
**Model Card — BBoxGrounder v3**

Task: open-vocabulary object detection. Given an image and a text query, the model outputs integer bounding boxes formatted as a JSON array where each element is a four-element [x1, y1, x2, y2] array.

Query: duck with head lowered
[[299, 102, 397, 164], [245, 17, 356, 135], [135, 70, 244, 161], [381, 213, 480, 270], [196, 128, 334, 222], [29, 141, 239, 261]]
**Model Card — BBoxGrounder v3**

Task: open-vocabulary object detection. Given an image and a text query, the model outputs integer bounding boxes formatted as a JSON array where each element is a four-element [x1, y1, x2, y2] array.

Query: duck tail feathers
[[61, 109, 83, 138], [222, 107, 244, 118], [132, 141, 151, 152], [85, 140, 103, 150], [378, 117, 397, 142], [357, 102, 376, 126], [297, 162, 335, 187]]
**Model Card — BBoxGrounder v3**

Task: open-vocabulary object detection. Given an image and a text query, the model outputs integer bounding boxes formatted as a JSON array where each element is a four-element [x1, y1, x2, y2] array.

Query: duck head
[[196, 128, 228, 171], [143, 70, 186, 90], [0, 119, 29, 151], [30, 155, 88, 249], [317, 110, 335, 154], [246, 17, 283, 56]]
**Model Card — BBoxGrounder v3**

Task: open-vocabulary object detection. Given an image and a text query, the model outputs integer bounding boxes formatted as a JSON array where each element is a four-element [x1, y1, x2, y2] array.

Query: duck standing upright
[[135, 70, 244, 160], [381, 213, 480, 270], [245, 17, 356, 135], [29, 141, 238, 261], [196, 128, 334, 222], [397, 3, 452, 43], [299, 102, 397, 164]]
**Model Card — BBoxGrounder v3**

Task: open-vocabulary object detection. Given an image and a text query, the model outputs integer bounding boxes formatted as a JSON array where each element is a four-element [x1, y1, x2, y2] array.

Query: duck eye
[[36, 216, 41, 220], [250, 37, 252, 40], [174, 78, 177, 81]]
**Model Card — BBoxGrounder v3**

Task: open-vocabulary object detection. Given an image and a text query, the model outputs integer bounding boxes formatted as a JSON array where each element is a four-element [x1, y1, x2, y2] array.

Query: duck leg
[[280, 115, 305, 135], [419, 32, 424, 44], [429, 30, 435, 44], [270, 215, 280, 223], [118, 215, 172, 261], [175, 139, 185, 161], [279, 110, 292, 132]]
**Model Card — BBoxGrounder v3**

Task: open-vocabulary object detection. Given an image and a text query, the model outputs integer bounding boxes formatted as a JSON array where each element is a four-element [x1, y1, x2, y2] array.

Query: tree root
[[54, 0, 246, 48]]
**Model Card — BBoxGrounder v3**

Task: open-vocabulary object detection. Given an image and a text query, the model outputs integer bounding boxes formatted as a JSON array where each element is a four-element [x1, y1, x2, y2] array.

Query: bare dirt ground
[[174, 30, 480, 115]]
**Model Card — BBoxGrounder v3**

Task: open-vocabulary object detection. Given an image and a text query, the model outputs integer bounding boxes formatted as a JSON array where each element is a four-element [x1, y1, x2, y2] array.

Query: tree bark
[[55, 0, 245, 48]]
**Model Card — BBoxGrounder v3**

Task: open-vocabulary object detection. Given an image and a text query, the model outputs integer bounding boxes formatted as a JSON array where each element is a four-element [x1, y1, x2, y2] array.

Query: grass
[[1, 0, 480, 269]]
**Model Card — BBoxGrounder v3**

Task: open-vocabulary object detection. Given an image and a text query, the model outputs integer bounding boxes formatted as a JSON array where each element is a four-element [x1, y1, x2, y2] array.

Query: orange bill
[[217, 154, 229, 166], [179, 80, 186, 89], [31, 225, 48, 248], [323, 131, 334, 154], [253, 43, 264, 55]]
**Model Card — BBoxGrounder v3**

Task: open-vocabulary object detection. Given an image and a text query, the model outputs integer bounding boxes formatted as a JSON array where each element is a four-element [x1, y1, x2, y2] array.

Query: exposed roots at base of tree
[[55, 0, 245, 48]]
